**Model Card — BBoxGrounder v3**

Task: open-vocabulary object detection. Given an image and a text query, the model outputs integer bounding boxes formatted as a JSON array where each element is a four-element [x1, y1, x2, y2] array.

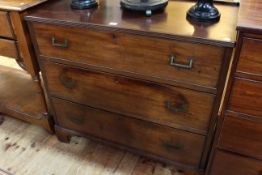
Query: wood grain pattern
[[209, 151, 262, 175], [0, 116, 203, 175], [0, 11, 13, 39], [0, 39, 18, 59], [207, 0, 262, 174], [0, 64, 52, 133], [43, 60, 215, 134], [237, 37, 262, 78], [25, 0, 236, 172], [53, 97, 205, 167], [9, 11, 40, 78], [218, 114, 262, 160], [237, 0, 262, 32], [33, 23, 225, 91], [228, 78, 262, 117], [0, 2, 49, 132], [25, 0, 238, 47], [0, 0, 47, 11]]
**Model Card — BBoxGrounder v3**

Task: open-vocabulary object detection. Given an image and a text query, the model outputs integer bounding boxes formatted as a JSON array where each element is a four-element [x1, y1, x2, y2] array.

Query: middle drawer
[[228, 78, 262, 117], [42, 60, 215, 134]]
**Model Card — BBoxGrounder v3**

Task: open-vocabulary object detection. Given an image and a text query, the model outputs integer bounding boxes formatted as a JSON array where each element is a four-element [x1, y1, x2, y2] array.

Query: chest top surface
[[0, 0, 47, 11], [237, 0, 262, 32], [25, 0, 239, 47]]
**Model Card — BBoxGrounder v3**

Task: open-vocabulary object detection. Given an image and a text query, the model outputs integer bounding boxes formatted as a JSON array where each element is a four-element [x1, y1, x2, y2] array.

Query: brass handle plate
[[59, 73, 77, 89], [165, 93, 188, 113], [164, 142, 184, 150], [68, 116, 85, 125], [169, 55, 193, 69], [52, 36, 68, 48]]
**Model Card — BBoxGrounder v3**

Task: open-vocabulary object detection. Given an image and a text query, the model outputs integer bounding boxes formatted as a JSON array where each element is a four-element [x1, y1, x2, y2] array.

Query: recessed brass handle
[[52, 36, 68, 48], [68, 116, 85, 125], [165, 100, 188, 113], [169, 55, 193, 69], [59, 73, 77, 89], [165, 142, 184, 150]]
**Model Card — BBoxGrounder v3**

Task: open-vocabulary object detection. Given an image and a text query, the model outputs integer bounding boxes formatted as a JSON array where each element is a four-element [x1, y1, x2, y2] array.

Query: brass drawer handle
[[165, 94, 188, 113], [68, 116, 85, 125], [165, 100, 188, 113], [169, 55, 193, 69], [52, 36, 68, 48], [59, 73, 77, 89], [164, 142, 184, 150]]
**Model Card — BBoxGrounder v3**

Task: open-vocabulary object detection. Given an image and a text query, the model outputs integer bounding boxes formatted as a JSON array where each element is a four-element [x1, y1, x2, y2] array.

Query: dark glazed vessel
[[120, 0, 168, 16], [187, 0, 220, 23], [71, 0, 98, 9]]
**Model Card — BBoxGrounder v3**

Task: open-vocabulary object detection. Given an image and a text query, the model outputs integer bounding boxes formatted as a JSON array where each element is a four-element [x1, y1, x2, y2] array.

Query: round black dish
[[120, 0, 168, 17], [187, 0, 220, 23], [71, 0, 98, 10]]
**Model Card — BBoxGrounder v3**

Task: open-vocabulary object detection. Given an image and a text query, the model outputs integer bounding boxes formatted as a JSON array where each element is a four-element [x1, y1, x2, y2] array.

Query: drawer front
[[52, 97, 205, 167], [228, 78, 262, 117], [237, 37, 262, 77], [218, 115, 262, 159], [43, 61, 215, 134], [0, 11, 13, 38], [0, 38, 18, 59], [34, 23, 225, 90], [209, 151, 262, 175]]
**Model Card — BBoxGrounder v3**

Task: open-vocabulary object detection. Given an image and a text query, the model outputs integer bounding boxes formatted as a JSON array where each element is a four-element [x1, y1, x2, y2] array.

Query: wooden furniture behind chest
[[0, 0, 53, 132], [208, 0, 262, 174], [25, 0, 238, 174]]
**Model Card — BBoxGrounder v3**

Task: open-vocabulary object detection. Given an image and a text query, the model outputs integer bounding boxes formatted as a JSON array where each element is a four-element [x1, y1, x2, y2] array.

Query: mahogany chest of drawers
[[208, 0, 262, 174], [25, 0, 238, 174]]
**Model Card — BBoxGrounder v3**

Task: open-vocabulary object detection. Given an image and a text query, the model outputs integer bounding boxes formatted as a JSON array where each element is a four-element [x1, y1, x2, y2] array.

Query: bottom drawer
[[0, 38, 18, 59], [52, 97, 205, 167], [209, 151, 262, 175]]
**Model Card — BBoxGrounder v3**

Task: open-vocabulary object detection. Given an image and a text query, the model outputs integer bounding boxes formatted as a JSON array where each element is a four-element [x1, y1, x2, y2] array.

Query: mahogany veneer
[[33, 23, 225, 92], [210, 151, 262, 175], [228, 78, 262, 117], [237, 37, 262, 78], [207, 0, 262, 174], [0, 11, 14, 38], [219, 114, 262, 160], [0, 0, 47, 11], [0, 0, 52, 132], [42, 61, 215, 134], [25, 0, 238, 174], [0, 65, 52, 132], [53, 97, 205, 167], [0, 38, 18, 59]]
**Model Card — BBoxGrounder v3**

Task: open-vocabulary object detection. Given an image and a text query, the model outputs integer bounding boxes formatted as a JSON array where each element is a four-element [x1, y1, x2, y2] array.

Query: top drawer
[[0, 11, 14, 39], [237, 37, 262, 77], [32, 23, 225, 91]]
